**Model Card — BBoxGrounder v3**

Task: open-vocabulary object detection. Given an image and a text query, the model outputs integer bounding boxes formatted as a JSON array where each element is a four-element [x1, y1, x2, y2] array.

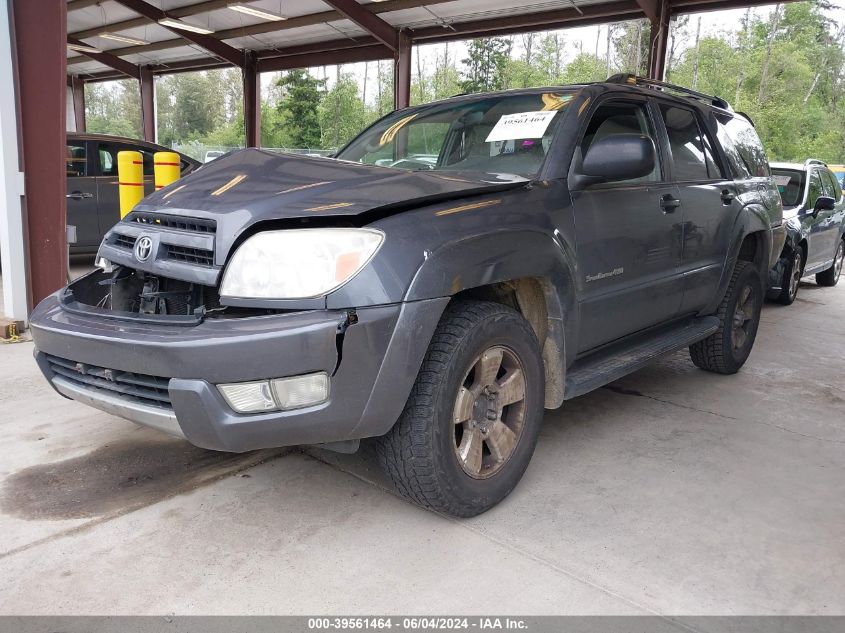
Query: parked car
[[768, 159, 845, 304], [33, 76, 782, 517], [204, 150, 224, 163], [66, 133, 200, 255], [829, 164, 845, 189]]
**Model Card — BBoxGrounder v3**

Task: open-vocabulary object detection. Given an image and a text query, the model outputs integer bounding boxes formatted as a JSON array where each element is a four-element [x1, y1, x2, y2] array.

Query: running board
[[564, 316, 720, 400]]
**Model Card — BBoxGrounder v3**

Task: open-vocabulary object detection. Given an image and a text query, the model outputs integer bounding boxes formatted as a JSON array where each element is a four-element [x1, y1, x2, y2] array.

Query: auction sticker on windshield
[[485, 111, 557, 143]]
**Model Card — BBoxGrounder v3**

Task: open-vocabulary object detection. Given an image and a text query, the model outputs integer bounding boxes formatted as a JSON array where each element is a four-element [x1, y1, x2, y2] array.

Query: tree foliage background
[[85, 1, 845, 162]]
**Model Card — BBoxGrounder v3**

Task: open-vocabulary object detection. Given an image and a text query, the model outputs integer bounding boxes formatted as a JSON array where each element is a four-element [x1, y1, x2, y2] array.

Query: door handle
[[660, 194, 681, 213], [66, 191, 93, 200], [720, 189, 735, 204]]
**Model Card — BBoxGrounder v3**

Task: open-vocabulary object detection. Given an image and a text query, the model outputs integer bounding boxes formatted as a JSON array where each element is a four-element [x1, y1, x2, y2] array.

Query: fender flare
[[404, 229, 579, 408]]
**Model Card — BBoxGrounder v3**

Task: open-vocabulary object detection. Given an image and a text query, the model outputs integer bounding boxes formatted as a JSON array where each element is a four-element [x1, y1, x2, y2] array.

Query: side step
[[564, 316, 719, 400]]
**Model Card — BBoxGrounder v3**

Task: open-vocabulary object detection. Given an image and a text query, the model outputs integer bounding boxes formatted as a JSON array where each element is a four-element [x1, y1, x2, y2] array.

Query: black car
[[768, 160, 845, 304], [32, 76, 783, 516], [66, 133, 200, 254]]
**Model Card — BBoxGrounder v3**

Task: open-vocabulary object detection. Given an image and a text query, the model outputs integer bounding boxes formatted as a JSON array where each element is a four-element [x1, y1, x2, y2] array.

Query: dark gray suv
[[31, 76, 783, 516]]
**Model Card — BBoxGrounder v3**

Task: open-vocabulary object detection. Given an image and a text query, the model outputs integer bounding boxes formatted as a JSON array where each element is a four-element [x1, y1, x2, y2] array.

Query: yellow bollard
[[117, 150, 144, 218], [154, 151, 181, 191]]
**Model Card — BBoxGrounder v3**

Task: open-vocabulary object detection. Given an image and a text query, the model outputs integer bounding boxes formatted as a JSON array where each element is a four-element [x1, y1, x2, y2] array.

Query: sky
[[266, 0, 845, 106]]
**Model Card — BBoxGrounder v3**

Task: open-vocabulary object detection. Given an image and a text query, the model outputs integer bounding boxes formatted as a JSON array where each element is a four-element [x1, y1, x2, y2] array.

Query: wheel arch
[[404, 230, 578, 409]]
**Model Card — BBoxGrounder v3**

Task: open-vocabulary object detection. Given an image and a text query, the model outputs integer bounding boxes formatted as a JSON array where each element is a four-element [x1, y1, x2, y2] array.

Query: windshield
[[336, 92, 576, 177], [772, 168, 805, 207]]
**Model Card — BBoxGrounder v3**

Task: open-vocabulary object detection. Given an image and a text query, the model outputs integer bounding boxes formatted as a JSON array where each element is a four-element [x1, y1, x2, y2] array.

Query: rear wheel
[[689, 260, 762, 375], [376, 300, 544, 517], [775, 248, 803, 305], [816, 239, 844, 287]]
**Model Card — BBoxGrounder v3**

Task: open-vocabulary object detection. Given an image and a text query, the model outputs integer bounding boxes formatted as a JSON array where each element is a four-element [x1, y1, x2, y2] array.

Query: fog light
[[218, 380, 277, 413], [271, 373, 329, 410]]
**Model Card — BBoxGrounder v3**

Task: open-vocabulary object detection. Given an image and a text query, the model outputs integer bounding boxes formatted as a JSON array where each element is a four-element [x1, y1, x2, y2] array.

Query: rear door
[[570, 97, 684, 353], [94, 141, 156, 236], [65, 139, 99, 249], [654, 101, 736, 315]]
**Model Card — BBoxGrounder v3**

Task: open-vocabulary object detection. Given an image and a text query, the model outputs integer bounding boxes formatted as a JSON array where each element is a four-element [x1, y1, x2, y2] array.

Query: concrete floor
[[0, 274, 843, 616]]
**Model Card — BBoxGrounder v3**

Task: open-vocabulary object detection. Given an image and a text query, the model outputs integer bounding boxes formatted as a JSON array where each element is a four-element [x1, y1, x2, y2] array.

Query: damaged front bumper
[[30, 287, 447, 452]]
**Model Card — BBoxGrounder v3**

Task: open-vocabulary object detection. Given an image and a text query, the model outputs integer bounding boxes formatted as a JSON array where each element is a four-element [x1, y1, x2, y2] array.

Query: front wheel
[[377, 300, 544, 517], [775, 248, 803, 305], [689, 260, 762, 375], [816, 239, 844, 287]]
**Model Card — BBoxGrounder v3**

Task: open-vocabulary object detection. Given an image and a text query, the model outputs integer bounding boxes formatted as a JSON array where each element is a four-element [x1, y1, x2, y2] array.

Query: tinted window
[[820, 170, 837, 199], [577, 100, 660, 183], [66, 143, 87, 177], [98, 143, 155, 177], [807, 170, 823, 209], [659, 105, 712, 181], [772, 168, 805, 207], [715, 115, 770, 178]]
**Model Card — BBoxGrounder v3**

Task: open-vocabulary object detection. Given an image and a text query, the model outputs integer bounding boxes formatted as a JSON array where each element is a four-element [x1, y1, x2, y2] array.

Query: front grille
[[165, 244, 214, 267], [113, 234, 136, 250], [129, 211, 216, 234], [45, 354, 172, 409]]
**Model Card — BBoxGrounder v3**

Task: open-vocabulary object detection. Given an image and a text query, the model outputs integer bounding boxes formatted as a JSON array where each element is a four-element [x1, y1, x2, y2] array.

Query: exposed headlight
[[220, 228, 384, 300]]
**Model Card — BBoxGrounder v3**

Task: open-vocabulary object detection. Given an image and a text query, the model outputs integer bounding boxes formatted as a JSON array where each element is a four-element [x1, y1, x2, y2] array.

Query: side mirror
[[814, 196, 835, 213], [581, 134, 656, 183]]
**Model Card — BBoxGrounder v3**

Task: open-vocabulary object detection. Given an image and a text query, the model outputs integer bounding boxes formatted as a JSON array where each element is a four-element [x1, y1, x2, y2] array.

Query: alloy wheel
[[789, 250, 803, 300], [452, 346, 527, 479], [731, 284, 757, 351]]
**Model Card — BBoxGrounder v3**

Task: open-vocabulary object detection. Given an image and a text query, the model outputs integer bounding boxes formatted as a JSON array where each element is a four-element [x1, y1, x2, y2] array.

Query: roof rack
[[805, 158, 828, 168], [605, 74, 732, 111]]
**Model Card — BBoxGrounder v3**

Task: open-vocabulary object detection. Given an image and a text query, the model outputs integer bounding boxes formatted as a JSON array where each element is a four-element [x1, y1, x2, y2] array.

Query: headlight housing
[[220, 228, 384, 300]]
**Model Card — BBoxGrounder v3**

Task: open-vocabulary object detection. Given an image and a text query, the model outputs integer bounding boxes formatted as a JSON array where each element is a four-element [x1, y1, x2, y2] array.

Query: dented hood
[[134, 149, 528, 240]]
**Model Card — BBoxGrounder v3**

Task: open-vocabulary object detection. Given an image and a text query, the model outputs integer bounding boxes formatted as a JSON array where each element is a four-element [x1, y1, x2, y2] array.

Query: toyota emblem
[[134, 236, 153, 262]]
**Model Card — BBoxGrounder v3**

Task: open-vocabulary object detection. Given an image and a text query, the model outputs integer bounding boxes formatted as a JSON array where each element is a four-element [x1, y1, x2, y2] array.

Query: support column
[[393, 32, 411, 110], [243, 52, 260, 148], [140, 66, 155, 142], [71, 75, 86, 133], [11, 0, 67, 308], [647, 0, 670, 80]]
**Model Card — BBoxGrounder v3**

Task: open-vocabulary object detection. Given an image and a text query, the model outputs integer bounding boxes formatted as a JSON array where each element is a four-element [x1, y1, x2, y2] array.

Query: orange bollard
[[117, 150, 144, 218], [154, 151, 181, 191]]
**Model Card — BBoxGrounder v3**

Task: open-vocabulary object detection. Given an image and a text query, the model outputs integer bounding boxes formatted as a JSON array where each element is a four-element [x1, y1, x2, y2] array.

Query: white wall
[[0, 0, 29, 321]]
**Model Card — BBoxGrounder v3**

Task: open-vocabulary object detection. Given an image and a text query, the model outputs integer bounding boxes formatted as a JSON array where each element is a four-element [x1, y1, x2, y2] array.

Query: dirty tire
[[689, 260, 762, 375], [815, 239, 844, 287], [775, 248, 803, 305], [376, 299, 544, 518]]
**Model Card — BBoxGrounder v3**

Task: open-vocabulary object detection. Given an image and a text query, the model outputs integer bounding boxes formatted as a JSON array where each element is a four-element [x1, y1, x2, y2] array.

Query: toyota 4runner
[[30, 75, 784, 517]]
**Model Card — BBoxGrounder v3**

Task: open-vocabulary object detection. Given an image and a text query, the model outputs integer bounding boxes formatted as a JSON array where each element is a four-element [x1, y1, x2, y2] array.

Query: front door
[[65, 140, 99, 250], [803, 168, 832, 269], [570, 98, 685, 353]]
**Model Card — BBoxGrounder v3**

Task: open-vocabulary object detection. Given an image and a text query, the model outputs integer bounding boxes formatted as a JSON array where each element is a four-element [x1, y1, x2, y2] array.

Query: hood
[[133, 149, 528, 241]]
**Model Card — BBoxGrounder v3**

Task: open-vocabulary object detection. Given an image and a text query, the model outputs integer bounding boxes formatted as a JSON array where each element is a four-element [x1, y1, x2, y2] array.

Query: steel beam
[[646, 0, 670, 80], [634, 0, 659, 22], [258, 44, 392, 73], [67, 36, 139, 79], [111, 0, 245, 67], [140, 66, 156, 142], [12, 0, 68, 306], [394, 32, 412, 110], [321, 0, 399, 51], [71, 75, 86, 132], [243, 53, 260, 148]]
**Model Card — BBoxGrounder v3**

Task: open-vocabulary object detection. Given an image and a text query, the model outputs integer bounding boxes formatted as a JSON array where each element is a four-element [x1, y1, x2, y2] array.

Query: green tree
[[461, 37, 510, 93], [319, 71, 369, 149], [276, 69, 326, 148]]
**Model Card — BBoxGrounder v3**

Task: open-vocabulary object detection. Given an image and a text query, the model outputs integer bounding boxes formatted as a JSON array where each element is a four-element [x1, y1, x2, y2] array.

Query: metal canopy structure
[[66, 0, 784, 144]]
